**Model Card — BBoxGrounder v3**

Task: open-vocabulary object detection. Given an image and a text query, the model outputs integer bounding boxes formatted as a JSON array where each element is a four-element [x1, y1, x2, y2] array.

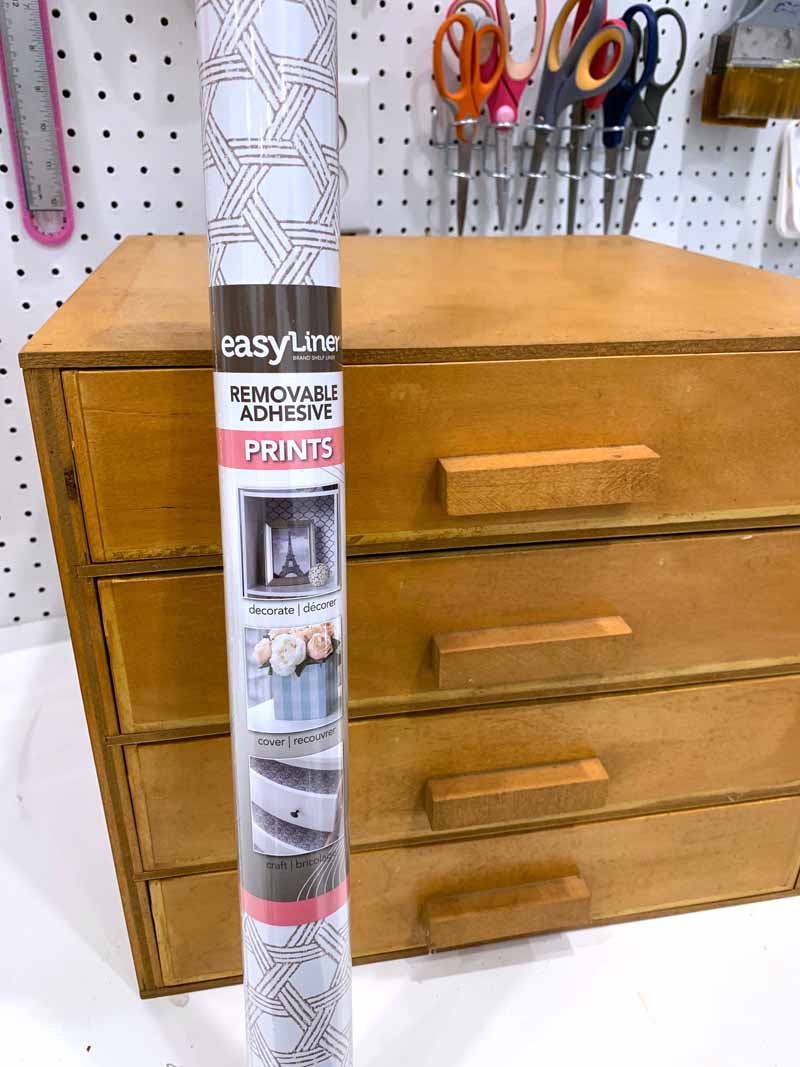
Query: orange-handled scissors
[[433, 13, 506, 234]]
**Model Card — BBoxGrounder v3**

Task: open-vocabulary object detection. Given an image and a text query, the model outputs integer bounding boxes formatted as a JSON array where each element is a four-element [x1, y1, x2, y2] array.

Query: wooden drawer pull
[[437, 444, 661, 516], [424, 875, 592, 951], [425, 757, 609, 831], [433, 615, 632, 690]]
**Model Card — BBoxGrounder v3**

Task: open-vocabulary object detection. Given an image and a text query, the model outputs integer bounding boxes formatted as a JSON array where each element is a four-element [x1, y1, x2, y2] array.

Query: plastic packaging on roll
[[195, 2, 352, 1063]]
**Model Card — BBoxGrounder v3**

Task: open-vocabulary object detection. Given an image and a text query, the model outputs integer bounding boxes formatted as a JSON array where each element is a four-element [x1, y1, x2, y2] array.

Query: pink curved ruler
[[0, 0, 73, 245]]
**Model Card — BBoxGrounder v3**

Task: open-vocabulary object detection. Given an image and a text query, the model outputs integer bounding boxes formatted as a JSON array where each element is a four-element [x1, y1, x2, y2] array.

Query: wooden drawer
[[101, 528, 800, 729], [127, 737, 236, 869], [148, 797, 800, 982], [351, 674, 800, 843], [65, 370, 221, 562], [65, 352, 800, 561], [128, 674, 800, 869], [347, 354, 800, 549], [99, 571, 227, 732], [350, 527, 800, 713], [351, 796, 800, 957], [150, 872, 241, 987]]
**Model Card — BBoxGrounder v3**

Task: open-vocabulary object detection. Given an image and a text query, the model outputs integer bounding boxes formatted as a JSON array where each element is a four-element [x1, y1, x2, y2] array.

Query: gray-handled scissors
[[520, 0, 633, 230], [621, 7, 687, 235]]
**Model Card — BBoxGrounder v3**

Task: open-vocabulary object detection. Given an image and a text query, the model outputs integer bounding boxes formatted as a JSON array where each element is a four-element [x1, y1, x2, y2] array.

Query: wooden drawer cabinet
[[22, 236, 800, 997], [148, 796, 800, 983]]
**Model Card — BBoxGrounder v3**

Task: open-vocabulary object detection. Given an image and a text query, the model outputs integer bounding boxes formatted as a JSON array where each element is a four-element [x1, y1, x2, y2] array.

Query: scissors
[[600, 5, 658, 234], [446, 0, 546, 229], [520, 0, 633, 230], [565, 5, 627, 234], [621, 8, 687, 234], [433, 12, 506, 235]]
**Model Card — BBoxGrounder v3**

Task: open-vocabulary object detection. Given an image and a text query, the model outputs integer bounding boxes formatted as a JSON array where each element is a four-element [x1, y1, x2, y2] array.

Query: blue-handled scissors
[[621, 8, 687, 234], [600, 4, 658, 234], [520, 0, 633, 230]]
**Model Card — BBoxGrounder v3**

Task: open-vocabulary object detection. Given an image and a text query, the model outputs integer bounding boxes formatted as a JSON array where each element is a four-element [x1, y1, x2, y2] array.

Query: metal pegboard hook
[[520, 122, 556, 180], [430, 106, 485, 178], [588, 124, 631, 178], [483, 120, 517, 182], [622, 124, 659, 179], [553, 120, 595, 181]]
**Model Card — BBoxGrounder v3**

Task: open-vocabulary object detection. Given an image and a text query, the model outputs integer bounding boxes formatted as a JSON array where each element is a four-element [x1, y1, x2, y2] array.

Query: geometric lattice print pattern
[[196, 0, 340, 288], [243, 907, 353, 1067]]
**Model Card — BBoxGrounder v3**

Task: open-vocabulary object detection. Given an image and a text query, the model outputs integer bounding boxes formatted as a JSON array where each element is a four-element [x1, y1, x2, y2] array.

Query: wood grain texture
[[96, 529, 800, 723], [149, 872, 242, 987], [62, 353, 800, 558], [350, 796, 800, 958], [126, 738, 236, 869], [64, 369, 220, 561], [22, 369, 164, 994], [98, 571, 228, 732], [106, 723, 230, 746], [438, 445, 661, 516], [424, 760, 610, 831], [120, 673, 800, 867], [347, 528, 800, 713], [351, 886, 800, 969], [433, 617, 632, 690], [344, 353, 800, 551], [349, 674, 800, 845], [423, 876, 592, 950], [20, 235, 800, 367], [140, 886, 800, 993], [145, 797, 800, 978]]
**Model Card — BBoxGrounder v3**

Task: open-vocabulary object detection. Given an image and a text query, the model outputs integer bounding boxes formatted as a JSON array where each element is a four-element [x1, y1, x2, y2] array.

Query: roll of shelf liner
[[195, 1, 352, 1062]]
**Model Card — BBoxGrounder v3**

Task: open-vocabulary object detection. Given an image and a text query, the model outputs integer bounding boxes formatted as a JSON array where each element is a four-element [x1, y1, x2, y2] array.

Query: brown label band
[[211, 283, 342, 374]]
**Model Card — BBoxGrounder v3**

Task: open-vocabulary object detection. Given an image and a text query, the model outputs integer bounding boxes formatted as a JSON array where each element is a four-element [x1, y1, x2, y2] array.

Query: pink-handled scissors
[[447, 0, 547, 228]]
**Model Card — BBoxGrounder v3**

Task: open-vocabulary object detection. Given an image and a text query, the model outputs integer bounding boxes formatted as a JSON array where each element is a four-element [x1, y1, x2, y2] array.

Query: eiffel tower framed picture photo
[[239, 486, 342, 599], [265, 520, 316, 589]]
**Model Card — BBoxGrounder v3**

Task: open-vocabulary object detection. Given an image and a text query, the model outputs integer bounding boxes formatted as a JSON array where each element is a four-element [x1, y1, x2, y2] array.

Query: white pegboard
[[0, 0, 797, 631], [0, 0, 206, 630], [338, 0, 799, 265]]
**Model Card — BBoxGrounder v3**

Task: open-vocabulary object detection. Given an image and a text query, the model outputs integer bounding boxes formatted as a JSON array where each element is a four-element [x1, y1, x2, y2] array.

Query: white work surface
[[2, 636, 799, 1067]]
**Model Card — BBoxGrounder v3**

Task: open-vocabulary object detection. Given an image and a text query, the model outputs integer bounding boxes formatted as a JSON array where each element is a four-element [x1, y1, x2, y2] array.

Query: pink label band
[[241, 878, 350, 926], [217, 426, 345, 470]]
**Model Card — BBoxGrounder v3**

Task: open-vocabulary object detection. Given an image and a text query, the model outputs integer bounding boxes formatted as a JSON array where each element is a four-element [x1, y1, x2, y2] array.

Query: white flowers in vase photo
[[246, 619, 342, 727], [253, 622, 338, 677]]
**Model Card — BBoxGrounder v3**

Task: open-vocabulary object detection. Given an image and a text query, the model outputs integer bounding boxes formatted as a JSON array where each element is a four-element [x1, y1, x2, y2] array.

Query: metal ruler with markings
[[0, 0, 72, 243]]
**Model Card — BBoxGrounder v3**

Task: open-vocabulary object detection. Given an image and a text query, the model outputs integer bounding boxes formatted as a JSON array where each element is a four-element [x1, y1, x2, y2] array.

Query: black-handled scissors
[[621, 7, 687, 235], [601, 4, 658, 235]]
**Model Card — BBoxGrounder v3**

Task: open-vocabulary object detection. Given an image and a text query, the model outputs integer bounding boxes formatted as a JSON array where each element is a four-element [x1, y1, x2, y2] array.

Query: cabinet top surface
[[20, 234, 800, 368]]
